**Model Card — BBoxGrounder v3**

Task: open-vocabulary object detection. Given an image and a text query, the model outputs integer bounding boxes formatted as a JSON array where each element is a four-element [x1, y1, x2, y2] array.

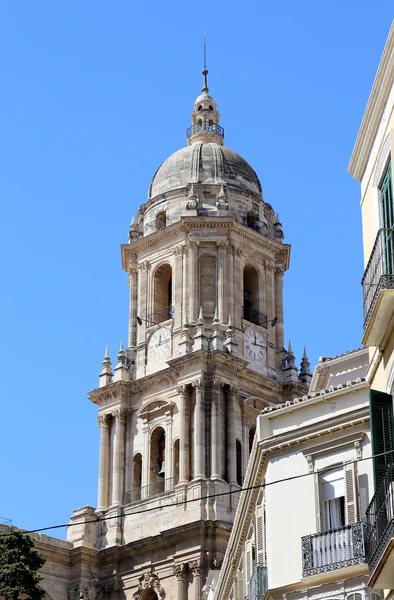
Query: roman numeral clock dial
[[244, 327, 266, 361]]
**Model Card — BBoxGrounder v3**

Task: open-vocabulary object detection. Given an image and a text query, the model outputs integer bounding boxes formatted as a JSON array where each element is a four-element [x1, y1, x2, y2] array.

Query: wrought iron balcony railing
[[242, 307, 268, 328], [301, 522, 367, 577], [249, 564, 268, 600], [186, 122, 224, 139], [366, 463, 394, 572], [146, 305, 174, 326], [124, 477, 176, 504], [361, 228, 394, 328]]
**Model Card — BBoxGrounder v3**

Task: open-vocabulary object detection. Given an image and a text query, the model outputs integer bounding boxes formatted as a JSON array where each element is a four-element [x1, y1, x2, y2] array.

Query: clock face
[[148, 327, 171, 360], [244, 328, 266, 361]]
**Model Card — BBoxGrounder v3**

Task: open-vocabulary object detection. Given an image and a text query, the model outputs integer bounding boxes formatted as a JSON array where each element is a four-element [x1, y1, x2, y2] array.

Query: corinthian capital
[[112, 408, 127, 422], [97, 414, 110, 428], [188, 559, 202, 576], [172, 563, 187, 581]]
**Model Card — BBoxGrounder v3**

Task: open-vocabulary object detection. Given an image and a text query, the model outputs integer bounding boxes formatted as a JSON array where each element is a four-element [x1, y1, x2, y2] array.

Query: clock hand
[[156, 338, 171, 347]]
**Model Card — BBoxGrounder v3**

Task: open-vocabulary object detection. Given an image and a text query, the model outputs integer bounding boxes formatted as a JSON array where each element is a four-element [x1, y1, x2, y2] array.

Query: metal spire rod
[[202, 32, 208, 93]]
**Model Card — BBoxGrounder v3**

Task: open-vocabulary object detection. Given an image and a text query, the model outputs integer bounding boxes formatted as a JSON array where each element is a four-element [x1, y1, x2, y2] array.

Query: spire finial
[[202, 32, 208, 93]]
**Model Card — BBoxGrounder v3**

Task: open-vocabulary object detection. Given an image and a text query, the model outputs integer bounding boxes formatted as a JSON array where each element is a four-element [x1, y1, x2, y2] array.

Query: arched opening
[[243, 265, 260, 324], [199, 255, 217, 321], [149, 426, 166, 495], [132, 453, 142, 502], [249, 426, 256, 455], [153, 264, 173, 323], [173, 439, 180, 485], [236, 439, 243, 486], [142, 591, 158, 600], [247, 211, 260, 232], [156, 211, 166, 231]]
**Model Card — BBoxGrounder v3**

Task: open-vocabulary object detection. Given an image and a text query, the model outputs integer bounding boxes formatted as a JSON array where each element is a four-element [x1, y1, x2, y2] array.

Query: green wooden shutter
[[379, 161, 394, 274], [370, 389, 394, 488]]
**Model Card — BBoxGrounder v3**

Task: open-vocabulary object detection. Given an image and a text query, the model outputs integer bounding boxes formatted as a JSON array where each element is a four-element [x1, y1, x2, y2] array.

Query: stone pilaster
[[112, 409, 126, 506], [226, 386, 238, 485], [193, 379, 206, 479], [211, 382, 221, 479], [127, 267, 138, 351], [227, 244, 235, 325], [178, 385, 191, 484], [188, 241, 199, 323], [274, 268, 284, 350], [217, 242, 227, 324], [189, 559, 203, 600], [165, 409, 173, 490], [173, 245, 184, 330], [173, 564, 188, 600], [97, 414, 111, 511], [137, 261, 150, 354]]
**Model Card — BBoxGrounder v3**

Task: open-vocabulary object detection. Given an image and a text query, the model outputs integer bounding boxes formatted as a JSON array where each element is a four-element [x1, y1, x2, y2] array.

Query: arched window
[[149, 427, 166, 495], [173, 439, 180, 485], [153, 264, 173, 323], [247, 211, 259, 232], [132, 453, 142, 502], [236, 439, 243, 486], [249, 426, 256, 455], [156, 211, 166, 231], [199, 255, 217, 320], [347, 594, 362, 600], [243, 265, 260, 324]]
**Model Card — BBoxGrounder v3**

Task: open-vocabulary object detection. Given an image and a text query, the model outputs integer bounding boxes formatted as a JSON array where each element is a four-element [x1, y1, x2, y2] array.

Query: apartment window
[[347, 594, 362, 600], [321, 468, 345, 529], [380, 160, 393, 229], [370, 389, 394, 487], [319, 462, 359, 531]]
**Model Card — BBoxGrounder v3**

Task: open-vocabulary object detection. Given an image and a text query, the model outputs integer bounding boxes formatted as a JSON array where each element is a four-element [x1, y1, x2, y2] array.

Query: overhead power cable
[[1, 448, 392, 537]]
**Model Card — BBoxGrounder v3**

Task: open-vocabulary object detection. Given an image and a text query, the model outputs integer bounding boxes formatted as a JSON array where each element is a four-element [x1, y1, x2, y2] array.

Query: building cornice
[[348, 21, 394, 181]]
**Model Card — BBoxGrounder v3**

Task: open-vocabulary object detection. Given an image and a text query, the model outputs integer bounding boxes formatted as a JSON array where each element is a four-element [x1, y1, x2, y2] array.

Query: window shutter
[[244, 539, 253, 596], [255, 504, 266, 565], [344, 461, 359, 524], [370, 389, 394, 488]]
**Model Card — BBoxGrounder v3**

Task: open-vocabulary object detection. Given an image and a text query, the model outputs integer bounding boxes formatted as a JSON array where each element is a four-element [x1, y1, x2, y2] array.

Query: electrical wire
[[1, 448, 392, 537]]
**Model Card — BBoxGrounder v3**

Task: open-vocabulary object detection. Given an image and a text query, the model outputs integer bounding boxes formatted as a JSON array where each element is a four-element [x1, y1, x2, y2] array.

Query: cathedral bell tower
[[73, 67, 309, 600]]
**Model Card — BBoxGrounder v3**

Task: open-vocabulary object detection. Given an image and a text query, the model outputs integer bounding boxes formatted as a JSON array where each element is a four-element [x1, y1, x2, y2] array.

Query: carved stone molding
[[132, 572, 165, 600], [139, 260, 150, 274], [191, 379, 203, 391], [228, 384, 239, 394], [188, 559, 203, 576], [172, 563, 187, 581], [177, 384, 189, 397], [217, 242, 227, 253], [111, 408, 127, 422], [173, 245, 184, 257], [97, 414, 110, 429]]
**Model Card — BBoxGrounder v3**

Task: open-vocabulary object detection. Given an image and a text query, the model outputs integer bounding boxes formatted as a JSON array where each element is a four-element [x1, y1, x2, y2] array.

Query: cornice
[[89, 381, 131, 406], [121, 217, 290, 271], [348, 21, 394, 181]]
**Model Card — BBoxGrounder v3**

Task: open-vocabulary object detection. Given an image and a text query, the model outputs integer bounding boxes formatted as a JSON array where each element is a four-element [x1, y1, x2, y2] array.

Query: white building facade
[[214, 349, 384, 600]]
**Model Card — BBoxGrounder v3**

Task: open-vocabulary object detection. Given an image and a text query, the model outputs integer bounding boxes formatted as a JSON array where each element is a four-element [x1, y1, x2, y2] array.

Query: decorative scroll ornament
[[132, 572, 165, 600]]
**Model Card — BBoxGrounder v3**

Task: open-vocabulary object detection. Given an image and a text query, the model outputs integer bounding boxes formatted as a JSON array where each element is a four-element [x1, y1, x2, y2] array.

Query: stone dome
[[148, 142, 262, 200]]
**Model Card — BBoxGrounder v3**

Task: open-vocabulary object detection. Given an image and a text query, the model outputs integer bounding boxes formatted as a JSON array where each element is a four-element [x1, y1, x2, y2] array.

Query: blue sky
[[0, 1, 392, 536]]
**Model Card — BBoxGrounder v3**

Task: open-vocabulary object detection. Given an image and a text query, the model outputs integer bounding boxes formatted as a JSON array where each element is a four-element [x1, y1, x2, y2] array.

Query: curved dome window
[[209, 105, 213, 111], [198, 105, 202, 111]]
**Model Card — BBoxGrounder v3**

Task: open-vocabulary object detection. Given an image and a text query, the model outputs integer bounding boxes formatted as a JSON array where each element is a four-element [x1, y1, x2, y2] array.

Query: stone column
[[182, 244, 188, 323], [275, 268, 284, 350], [97, 414, 110, 511], [178, 386, 191, 484], [211, 383, 221, 479], [173, 564, 188, 600], [188, 241, 199, 323], [112, 409, 126, 506], [227, 245, 235, 325], [141, 421, 149, 496], [127, 267, 138, 349], [165, 409, 173, 490], [137, 261, 150, 366], [226, 386, 238, 484], [217, 242, 227, 323], [234, 247, 243, 330], [173, 245, 184, 330], [189, 560, 202, 600], [193, 380, 206, 479], [242, 411, 250, 476]]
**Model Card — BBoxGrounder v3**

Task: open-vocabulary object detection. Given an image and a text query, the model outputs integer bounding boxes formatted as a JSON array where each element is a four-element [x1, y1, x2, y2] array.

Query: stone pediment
[[138, 399, 173, 420]]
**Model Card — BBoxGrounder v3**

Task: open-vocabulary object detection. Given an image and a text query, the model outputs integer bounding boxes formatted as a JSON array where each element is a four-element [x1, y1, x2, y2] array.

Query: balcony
[[124, 477, 176, 504], [146, 305, 174, 326], [249, 564, 268, 600], [242, 307, 268, 328], [301, 522, 367, 577], [186, 122, 224, 139], [362, 228, 394, 346], [366, 463, 394, 587]]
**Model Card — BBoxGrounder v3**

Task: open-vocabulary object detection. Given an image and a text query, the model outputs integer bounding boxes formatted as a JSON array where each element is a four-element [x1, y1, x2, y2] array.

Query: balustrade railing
[[146, 305, 174, 326], [242, 307, 268, 328], [366, 463, 394, 571], [249, 564, 268, 600], [361, 228, 394, 328], [124, 477, 176, 504], [186, 122, 224, 139], [301, 522, 366, 577]]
